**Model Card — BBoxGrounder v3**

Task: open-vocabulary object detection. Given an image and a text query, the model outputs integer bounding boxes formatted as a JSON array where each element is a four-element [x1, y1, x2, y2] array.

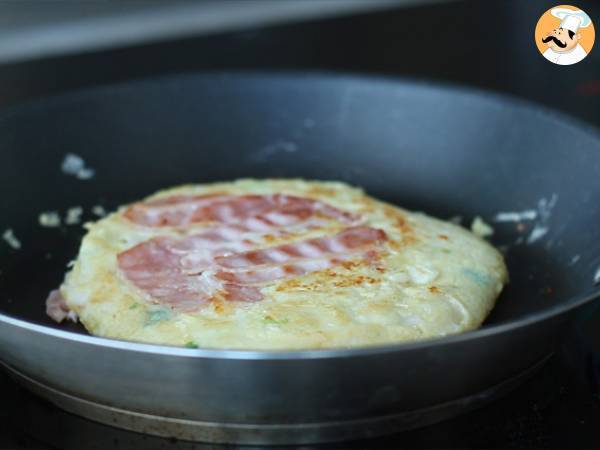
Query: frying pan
[[0, 72, 599, 445]]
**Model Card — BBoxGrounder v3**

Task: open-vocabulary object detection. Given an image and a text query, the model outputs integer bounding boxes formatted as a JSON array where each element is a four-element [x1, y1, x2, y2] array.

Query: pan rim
[[1, 290, 598, 359], [0, 69, 598, 140], [0, 69, 599, 360]]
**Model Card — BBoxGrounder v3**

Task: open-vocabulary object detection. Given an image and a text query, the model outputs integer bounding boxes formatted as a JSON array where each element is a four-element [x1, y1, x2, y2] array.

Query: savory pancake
[[54, 179, 507, 349]]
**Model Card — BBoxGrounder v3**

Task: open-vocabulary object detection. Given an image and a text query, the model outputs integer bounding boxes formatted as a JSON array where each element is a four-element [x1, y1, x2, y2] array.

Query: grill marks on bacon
[[123, 194, 358, 228], [117, 225, 387, 309], [215, 227, 386, 269], [118, 194, 382, 309], [212, 228, 386, 295]]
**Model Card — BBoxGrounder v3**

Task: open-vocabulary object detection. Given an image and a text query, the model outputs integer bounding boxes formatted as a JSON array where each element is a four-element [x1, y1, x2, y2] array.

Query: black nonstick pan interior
[[1, 72, 599, 337]]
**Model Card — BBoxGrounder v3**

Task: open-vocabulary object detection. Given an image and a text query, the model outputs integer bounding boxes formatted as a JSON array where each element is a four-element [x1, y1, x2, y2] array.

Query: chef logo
[[535, 5, 595, 65]]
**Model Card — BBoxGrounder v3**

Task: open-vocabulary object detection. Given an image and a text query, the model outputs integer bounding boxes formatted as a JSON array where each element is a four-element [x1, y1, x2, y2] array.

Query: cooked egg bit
[[54, 179, 507, 350]]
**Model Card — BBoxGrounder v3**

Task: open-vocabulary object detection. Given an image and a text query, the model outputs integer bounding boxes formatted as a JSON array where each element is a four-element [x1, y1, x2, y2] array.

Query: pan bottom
[[1, 356, 551, 445]]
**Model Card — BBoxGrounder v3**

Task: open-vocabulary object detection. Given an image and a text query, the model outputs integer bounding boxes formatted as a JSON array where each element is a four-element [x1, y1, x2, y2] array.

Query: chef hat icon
[[551, 7, 592, 33]]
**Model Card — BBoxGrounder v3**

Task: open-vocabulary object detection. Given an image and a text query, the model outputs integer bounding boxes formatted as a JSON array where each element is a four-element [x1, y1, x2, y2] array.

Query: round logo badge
[[535, 5, 595, 65]]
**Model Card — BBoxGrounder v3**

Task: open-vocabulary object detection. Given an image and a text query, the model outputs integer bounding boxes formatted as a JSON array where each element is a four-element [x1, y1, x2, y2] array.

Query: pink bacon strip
[[216, 227, 386, 269], [124, 194, 357, 228], [213, 227, 386, 301], [215, 253, 361, 285], [117, 231, 259, 310], [117, 226, 387, 309]]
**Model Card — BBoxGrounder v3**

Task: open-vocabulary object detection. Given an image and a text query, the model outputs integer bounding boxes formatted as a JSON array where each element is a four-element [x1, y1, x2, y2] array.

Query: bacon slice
[[216, 227, 386, 270], [46, 289, 78, 323], [115, 193, 385, 310], [215, 254, 360, 285], [124, 194, 357, 228], [117, 224, 387, 309], [117, 236, 225, 310]]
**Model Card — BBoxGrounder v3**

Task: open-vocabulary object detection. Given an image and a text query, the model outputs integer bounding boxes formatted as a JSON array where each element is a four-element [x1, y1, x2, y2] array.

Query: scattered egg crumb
[[493, 210, 538, 222], [494, 195, 557, 246], [39, 211, 61, 227], [471, 216, 494, 238], [66, 260, 75, 268], [2, 229, 21, 249], [65, 206, 83, 225], [91, 205, 106, 217], [61, 153, 95, 180], [527, 225, 548, 244]]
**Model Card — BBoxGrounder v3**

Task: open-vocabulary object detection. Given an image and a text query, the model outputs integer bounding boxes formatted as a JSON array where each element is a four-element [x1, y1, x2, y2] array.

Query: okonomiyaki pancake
[[54, 179, 508, 349]]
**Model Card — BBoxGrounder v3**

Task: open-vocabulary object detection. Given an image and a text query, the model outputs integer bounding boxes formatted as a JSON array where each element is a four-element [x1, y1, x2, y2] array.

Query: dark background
[[0, 0, 598, 125], [0, 0, 599, 448]]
